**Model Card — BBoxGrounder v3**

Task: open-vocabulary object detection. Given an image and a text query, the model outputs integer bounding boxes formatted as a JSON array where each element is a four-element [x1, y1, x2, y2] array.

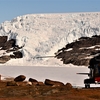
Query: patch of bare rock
[[1, 75, 100, 100], [0, 74, 74, 99], [0, 36, 23, 63], [55, 35, 100, 66]]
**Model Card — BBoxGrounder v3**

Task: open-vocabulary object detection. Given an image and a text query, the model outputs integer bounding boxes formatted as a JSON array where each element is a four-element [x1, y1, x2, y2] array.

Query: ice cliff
[[0, 12, 100, 66]]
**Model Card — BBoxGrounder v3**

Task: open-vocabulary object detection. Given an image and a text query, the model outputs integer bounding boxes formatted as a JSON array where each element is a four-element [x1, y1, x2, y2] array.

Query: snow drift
[[0, 12, 100, 66]]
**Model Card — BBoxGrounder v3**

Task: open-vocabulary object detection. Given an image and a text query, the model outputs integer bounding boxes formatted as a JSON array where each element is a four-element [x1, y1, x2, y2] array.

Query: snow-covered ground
[[1, 65, 100, 87], [0, 65, 89, 87], [0, 12, 100, 66]]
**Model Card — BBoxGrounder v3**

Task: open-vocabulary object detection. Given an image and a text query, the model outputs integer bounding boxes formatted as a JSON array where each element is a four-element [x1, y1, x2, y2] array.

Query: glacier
[[0, 12, 100, 66]]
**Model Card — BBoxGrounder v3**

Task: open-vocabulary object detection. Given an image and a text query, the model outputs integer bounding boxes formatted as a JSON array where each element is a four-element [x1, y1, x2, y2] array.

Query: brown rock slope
[[0, 75, 100, 100], [0, 82, 100, 100]]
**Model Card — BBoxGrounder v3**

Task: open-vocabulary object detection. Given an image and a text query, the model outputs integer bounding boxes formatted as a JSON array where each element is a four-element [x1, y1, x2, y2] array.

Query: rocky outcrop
[[29, 78, 39, 85], [55, 35, 100, 66], [0, 36, 23, 63], [66, 83, 72, 89], [0, 36, 7, 47], [2, 39, 16, 50], [14, 75, 26, 82], [44, 79, 64, 86], [10, 51, 23, 58]]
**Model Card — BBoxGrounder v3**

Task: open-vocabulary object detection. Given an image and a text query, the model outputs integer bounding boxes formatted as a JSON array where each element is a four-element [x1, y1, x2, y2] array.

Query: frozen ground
[[1, 65, 100, 87], [0, 65, 89, 87]]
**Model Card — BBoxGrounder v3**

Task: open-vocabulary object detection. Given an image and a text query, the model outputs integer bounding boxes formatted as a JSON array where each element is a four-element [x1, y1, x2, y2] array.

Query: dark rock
[[29, 78, 38, 85], [0, 36, 7, 47], [55, 35, 100, 66], [29, 78, 38, 82], [10, 55, 15, 58], [13, 51, 23, 58], [66, 83, 72, 89], [44, 79, 64, 86], [2, 39, 16, 50], [14, 75, 26, 82]]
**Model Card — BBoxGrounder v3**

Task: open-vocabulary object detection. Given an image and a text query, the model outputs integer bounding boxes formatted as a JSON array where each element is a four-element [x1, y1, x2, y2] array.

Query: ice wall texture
[[0, 12, 100, 66]]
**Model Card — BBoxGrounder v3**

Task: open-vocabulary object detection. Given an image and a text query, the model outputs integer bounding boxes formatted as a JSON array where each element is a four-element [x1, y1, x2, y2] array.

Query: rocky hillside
[[55, 35, 100, 66], [0, 36, 23, 63], [0, 78, 100, 100]]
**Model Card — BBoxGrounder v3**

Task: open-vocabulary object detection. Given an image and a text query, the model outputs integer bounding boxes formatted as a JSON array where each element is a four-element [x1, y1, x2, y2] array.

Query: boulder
[[55, 35, 100, 66], [29, 78, 38, 85], [0, 36, 7, 47], [14, 75, 26, 82], [44, 79, 64, 86], [13, 51, 23, 58], [2, 39, 16, 50], [29, 78, 38, 82], [66, 83, 73, 89]]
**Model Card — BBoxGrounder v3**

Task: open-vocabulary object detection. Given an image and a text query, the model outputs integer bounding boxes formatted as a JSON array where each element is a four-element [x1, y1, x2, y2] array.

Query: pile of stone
[[2, 75, 72, 89]]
